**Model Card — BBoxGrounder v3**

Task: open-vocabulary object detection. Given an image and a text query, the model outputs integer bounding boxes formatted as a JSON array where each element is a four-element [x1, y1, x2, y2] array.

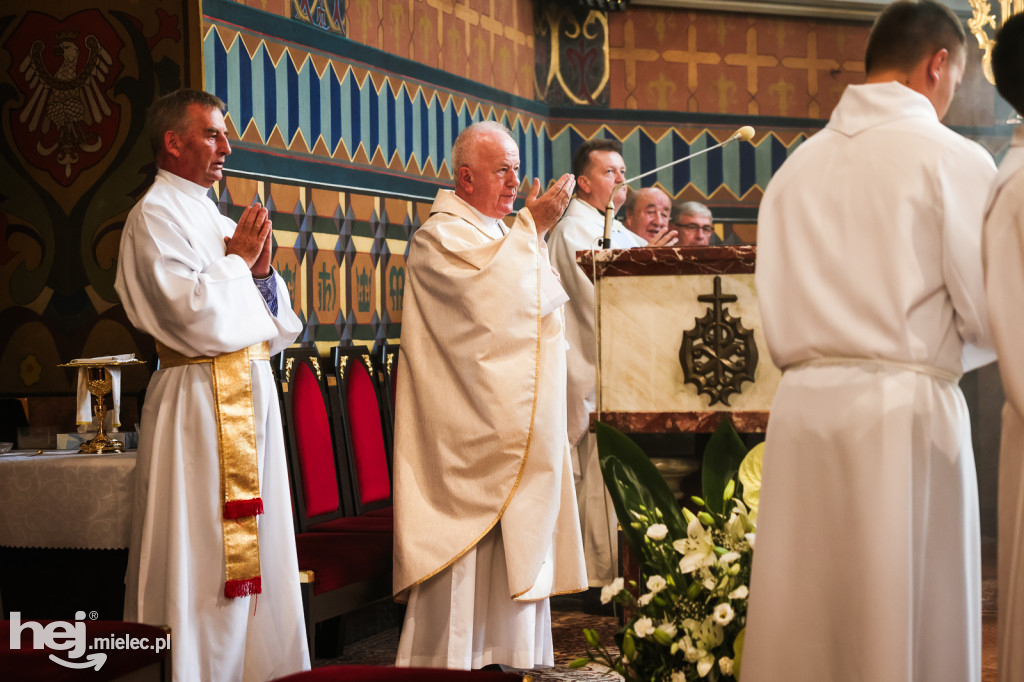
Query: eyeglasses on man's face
[[673, 222, 713, 235]]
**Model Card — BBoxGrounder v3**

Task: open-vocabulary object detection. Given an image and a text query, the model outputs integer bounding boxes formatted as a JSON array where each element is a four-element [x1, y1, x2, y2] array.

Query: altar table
[[0, 450, 137, 620], [0, 450, 136, 549]]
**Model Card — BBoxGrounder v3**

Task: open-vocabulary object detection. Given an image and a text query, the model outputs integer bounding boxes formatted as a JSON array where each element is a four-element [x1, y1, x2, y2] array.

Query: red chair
[[279, 348, 352, 532], [273, 664, 524, 681], [277, 349, 393, 658], [331, 346, 393, 517]]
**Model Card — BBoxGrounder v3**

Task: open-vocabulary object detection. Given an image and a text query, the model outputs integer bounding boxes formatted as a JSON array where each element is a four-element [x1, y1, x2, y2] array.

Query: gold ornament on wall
[[969, 0, 1024, 84]]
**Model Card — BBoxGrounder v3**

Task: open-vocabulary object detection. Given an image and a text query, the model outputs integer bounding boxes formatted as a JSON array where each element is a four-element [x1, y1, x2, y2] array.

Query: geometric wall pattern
[[214, 175, 421, 354], [200, 1, 818, 354], [203, 13, 809, 208]]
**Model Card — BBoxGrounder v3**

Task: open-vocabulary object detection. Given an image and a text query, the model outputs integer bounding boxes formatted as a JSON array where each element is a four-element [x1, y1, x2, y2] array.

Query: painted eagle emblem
[[18, 31, 113, 177]]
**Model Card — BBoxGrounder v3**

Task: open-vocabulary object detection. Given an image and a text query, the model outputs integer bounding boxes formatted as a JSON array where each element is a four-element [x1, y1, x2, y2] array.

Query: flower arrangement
[[572, 420, 763, 681]]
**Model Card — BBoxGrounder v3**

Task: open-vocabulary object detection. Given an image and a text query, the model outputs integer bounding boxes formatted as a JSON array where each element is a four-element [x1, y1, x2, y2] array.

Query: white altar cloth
[[0, 450, 136, 549]]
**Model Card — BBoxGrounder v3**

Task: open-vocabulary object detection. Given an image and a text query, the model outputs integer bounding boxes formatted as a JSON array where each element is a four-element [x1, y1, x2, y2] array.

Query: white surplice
[[745, 82, 996, 682], [547, 197, 645, 587], [115, 170, 309, 682], [982, 125, 1024, 682], [392, 190, 587, 669]]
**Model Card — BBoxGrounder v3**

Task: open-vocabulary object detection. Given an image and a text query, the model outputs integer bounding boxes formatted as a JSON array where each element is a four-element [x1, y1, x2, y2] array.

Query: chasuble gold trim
[[403, 214, 545, 595]]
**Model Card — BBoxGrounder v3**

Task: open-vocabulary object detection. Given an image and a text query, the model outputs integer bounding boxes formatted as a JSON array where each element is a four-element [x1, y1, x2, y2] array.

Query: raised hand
[[524, 173, 576, 236], [647, 226, 678, 247], [225, 204, 272, 274]]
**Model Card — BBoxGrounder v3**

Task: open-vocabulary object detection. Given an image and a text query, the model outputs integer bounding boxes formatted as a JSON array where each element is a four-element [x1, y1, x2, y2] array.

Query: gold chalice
[[80, 367, 123, 454], [59, 357, 145, 454]]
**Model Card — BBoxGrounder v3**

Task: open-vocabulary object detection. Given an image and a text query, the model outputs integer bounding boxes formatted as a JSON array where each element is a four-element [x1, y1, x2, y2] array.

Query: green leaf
[[622, 632, 637, 660], [701, 418, 748, 514], [733, 627, 746, 680], [596, 422, 689, 568]]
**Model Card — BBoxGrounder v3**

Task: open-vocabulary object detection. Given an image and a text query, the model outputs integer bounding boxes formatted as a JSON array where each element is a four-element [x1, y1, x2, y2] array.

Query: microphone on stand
[[593, 125, 754, 422], [600, 125, 755, 249]]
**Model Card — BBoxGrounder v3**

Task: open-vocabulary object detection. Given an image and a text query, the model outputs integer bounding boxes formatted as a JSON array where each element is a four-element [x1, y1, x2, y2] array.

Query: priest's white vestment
[[392, 189, 587, 669], [547, 197, 645, 586], [115, 170, 309, 682], [982, 125, 1024, 682], [745, 82, 996, 682]]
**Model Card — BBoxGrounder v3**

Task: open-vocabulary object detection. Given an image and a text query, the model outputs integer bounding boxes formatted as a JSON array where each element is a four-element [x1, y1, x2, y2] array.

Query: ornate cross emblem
[[679, 276, 758, 406]]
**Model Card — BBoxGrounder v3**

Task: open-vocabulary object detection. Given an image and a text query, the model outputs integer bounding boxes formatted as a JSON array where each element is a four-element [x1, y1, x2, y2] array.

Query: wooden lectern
[[578, 244, 779, 435]]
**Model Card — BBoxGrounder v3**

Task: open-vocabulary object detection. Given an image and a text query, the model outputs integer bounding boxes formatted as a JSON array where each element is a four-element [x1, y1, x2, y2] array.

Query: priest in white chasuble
[[115, 90, 309, 681], [546, 139, 675, 588], [392, 121, 588, 671], [982, 14, 1024, 682], [745, 2, 996, 681]]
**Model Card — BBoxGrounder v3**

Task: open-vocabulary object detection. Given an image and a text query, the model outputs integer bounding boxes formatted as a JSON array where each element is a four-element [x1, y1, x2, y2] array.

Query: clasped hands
[[225, 204, 273, 278]]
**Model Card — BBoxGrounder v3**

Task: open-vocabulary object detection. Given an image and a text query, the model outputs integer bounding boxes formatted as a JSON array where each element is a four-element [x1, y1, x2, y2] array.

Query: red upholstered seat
[[308, 514, 393, 534], [1, 620, 170, 681], [293, 361, 342, 518], [345, 361, 391, 508], [276, 348, 394, 659], [331, 347, 393, 517], [294, 533, 392, 596], [272, 664, 522, 681]]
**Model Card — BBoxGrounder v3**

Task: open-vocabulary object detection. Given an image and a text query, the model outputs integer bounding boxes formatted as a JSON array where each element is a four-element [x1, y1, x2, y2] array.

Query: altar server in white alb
[[982, 13, 1024, 682], [547, 139, 676, 587], [392, 121, 588, 670], [745, 2, 996, 680], [115, 89, 309, 681]]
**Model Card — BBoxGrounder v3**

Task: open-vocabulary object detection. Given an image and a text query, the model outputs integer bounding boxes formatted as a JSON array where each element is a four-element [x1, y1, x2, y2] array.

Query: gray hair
[[626, 187, 670, 217], [147, 89, 226, 158], [451, 120, 515, 172], [671, 200, 712, 223]]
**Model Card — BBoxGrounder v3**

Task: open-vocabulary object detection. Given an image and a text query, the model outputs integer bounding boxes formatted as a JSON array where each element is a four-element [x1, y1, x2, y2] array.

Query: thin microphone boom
[[601, 125, 754, 248]]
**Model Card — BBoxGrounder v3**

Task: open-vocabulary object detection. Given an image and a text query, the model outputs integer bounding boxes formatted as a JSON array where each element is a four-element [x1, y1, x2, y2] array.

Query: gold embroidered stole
[[156, 340, 270, 598]]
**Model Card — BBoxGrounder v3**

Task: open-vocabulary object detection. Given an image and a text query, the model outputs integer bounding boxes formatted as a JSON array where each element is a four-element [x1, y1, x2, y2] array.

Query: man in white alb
[[744, 2, 996, 681], [116, 89, 309, 681], [392, 121, 587, 670], [981, 13, 1024, 682], [547, 139, 676, 587]]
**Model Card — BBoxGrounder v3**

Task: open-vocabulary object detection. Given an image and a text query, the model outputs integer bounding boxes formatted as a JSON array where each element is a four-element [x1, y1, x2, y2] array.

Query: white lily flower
[[745, 532, 756, 549], [646, 523, 669, 541], [675, 518, 717, 574], [728, 584, 749, 600], [697, 651, 715, 677], [713, 603, 735, 626], [719, 551, 741, 565], [694, 618, 725, 649], [634, 617, 656, 638], [647, 574, 667, 594], [638, 592, 654, 606], [719, 656, 734, 675], [600, 577, 624, 604], [657, 622, 678, 639]]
